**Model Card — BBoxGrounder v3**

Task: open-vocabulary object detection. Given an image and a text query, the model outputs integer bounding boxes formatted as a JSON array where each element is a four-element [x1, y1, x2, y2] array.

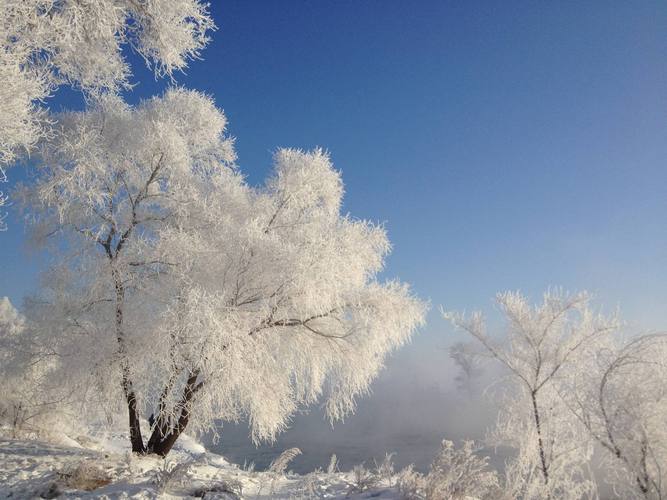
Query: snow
[[0, 430, 403, 499]]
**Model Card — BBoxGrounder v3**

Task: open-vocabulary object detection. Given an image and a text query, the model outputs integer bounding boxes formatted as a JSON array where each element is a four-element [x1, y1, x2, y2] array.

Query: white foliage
[[445, 290, 618, 499], [349, 464, 380, 493], [327, 454, 338, 474], [0, 297, 23, 335], [568, 333, 667, 499], [396, 464, 422, 499], [0, 297, 29, 431], [0, 182, 7, 231], [0, 297, 64, 435], [268, 448, 302, 475], [17, 92, 426, 453], [424, 440, 499, 500], [0, 0, 213, 168], [374, 452, 396, 487], [395, 440, 499, 500], [152, 460, 192, 494]]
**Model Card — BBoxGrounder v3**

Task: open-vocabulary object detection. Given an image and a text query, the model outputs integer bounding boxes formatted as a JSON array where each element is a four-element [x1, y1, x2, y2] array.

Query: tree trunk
[[123, 377, 145, 453], [146, 371, 201, 457], [531, 390, 549, 485], [113, 267, 145, 453], [145, 376, 176, 451], [148, 408, 191, 457]]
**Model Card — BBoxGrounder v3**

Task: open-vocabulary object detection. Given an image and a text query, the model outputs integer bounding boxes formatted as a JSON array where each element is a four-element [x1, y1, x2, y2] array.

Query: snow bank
[[0, 430, 404, 499]]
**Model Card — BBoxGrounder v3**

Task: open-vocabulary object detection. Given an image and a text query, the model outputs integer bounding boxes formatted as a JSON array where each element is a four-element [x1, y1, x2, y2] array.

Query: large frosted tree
[[18, 89, 426, 455]]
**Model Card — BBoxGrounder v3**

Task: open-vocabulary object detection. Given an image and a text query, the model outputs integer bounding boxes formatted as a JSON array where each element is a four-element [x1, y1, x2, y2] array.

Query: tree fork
[[146, 375, 177, 451], [146, 370, 202, 456]]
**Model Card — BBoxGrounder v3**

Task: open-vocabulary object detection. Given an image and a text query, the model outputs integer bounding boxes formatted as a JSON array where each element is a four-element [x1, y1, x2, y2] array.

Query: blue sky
[[2, 0, 667, 333]]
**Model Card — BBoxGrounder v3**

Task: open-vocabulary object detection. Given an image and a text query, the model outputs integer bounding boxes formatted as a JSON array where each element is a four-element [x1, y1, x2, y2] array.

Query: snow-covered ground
[[0, 430, 402, 499]]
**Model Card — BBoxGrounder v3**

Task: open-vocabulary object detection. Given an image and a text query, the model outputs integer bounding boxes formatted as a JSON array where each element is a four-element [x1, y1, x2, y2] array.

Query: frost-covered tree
[[444, 290, 619, 499], [449, 341, 484, 394], [18, 90, 426, 456], [0, 296, 64, 435], [568, 334, 667, 499], [1, 0, 213, 167], [0, 297, 27, 431], [17, 88, 235, 452]]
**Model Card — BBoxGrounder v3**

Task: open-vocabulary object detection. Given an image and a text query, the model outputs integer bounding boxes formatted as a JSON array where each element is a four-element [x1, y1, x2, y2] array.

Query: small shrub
[[192, 478, 243, 499], [424, 440, 499, 500], [396, 464, 424, 499], [36, 481, 63, 499], [395, 441, 500, 500], [295, 471, 322, 498], [374, 452, 396, 487], [59, 461, 112, 491], [269, 447, 302, 475], [241, 459, 255, 474], [326, 453, 338, 474], [152, 460, 192, 494], [349, 464, 379, 493]]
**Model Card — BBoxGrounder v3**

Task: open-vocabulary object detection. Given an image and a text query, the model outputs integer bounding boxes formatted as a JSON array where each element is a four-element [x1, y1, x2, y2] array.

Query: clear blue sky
[[2, 0, 667, 331]]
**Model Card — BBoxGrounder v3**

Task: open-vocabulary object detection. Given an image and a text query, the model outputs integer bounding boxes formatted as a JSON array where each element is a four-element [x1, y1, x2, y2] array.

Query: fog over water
[[203, 320, 618, 499], [202, 313, 623, 500], [203, 323, 500, 474]]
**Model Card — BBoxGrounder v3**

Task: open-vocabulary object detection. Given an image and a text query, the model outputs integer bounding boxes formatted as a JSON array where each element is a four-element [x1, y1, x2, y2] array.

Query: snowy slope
[[0, 431, 402, 499]]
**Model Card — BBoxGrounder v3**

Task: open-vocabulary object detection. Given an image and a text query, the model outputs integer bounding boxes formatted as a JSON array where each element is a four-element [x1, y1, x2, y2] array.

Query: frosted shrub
[[295, 471, 321, 499], [424, 440, 499, 500], [350, 464, 380, 493], [153, 460, 193, 494], [260, 448, 303, 496], [374, 452, 396, 487], [327, 454, 339, 474], [396, 464, 423, 499], [396, 440, 499, 500], [192, 478, 243, 499], [269, 448, 303, 475], [59, 460, 112, 492]]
